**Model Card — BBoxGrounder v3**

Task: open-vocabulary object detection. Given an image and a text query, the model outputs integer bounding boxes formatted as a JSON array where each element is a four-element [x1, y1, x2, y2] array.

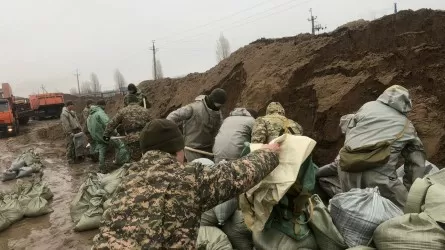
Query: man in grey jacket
[[166, 88, 226, 162], [60, 101, 82, 164], [213, 108, 258, 163], [338, 85, 426, 208]]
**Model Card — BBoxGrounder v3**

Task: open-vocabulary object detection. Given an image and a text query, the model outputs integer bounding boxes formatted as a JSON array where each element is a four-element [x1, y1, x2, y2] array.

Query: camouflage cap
[[266, 102, 285, 115]]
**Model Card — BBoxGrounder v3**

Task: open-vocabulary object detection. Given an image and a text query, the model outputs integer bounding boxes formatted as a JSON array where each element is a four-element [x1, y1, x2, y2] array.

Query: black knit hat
[[140, 119, 185, 154], [209, 88, 227, 105], [128, 83, 137, 93]]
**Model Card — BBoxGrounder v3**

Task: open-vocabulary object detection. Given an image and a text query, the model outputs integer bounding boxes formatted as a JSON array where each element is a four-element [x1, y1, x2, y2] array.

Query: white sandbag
[[396, 160, 439, 182], [100, 167, 127, 195], [222, 210, 253, 250], [213, 198, 238, 226], [9, 159, 25, 171], [201, 209, 218, 227], [1, 170, 17, 182], [196, 226, 233, 250], [252, 227, 318, 250], [373, 212, 445, 250], [239, 135, 317, 231], [330, 187, 403, 248], [16, 167, 34, 178]]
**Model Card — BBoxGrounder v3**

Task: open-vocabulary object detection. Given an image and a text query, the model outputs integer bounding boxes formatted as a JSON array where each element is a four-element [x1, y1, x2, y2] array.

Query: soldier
[[92, 119, 280, 249], [166, 88, 227, 162], [82, 99, 94, 122], [82, 99, 98, 161], [87, 100, 130, 173], [103, 94, 151, 161], [124, 83, 150, 108], [251, 101, 303, 143], [60, 101, 82, 164]]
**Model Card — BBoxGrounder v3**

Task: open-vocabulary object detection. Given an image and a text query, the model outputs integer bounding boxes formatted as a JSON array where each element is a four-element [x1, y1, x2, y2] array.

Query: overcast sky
[[1, 0, 444, 97]]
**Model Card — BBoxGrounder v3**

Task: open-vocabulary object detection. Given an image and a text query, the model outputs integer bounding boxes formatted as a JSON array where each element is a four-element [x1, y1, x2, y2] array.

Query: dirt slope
[[139, 9, 445, 166]]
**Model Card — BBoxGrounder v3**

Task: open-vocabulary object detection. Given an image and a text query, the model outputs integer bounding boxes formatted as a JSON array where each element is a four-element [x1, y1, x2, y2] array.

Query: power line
[[74, 69, 80, 95], [150, 41, 159, 80]]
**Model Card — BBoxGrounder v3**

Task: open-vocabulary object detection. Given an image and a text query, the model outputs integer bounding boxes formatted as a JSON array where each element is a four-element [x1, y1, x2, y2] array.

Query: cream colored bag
[[239, 134, 316, 231]]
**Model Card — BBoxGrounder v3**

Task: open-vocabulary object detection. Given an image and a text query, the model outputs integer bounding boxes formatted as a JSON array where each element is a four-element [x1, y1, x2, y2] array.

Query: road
[[0, 119, 97, 250]]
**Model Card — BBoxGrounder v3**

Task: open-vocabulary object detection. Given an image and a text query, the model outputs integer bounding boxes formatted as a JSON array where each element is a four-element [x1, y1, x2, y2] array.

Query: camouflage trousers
[[127, 141, 143, 162], [96, 139, 130, 172], [65, 135, 76, 162]]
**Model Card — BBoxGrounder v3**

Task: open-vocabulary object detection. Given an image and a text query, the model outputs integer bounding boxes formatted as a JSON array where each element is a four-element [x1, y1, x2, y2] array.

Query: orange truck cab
[[0, 83, 19, 136]]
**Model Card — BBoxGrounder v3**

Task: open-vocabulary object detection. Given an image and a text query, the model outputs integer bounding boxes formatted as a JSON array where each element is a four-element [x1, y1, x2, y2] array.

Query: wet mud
[[0, 120, 98, 250]]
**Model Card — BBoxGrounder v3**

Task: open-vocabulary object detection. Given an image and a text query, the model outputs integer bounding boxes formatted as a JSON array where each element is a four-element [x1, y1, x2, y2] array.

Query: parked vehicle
[[29, 93, 64, 120]]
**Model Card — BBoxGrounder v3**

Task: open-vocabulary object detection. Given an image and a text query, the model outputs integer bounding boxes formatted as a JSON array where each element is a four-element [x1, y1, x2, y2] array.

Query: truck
[[0, 83, 33, 136], [29, 93, 65, 120]]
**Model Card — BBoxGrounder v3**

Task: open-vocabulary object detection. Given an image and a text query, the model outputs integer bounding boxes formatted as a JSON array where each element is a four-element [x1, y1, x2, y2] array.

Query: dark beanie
[[209, 88, 227, 105], [140, 119, 185, 154], [127, 94, 139, 104], [128, 83, 137, 92], [86, 99, 94, 105]]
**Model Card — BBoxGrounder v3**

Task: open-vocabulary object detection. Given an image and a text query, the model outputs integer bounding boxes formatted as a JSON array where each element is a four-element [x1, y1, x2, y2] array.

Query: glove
[[103, 136, 110, 142]]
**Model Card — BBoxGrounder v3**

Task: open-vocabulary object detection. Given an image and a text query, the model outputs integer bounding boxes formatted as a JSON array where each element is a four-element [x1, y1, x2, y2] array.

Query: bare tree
[[114, 69, 126, 91], [90, 73, 101, 93], [154, 59, 164, 79], [69, 88, 78, 95], [81, 81, 93, 94], [216, 33, 231, 62]]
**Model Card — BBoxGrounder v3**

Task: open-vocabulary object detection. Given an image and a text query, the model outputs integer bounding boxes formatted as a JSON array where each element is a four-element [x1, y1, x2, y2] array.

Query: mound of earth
[[139, 9, 445, 166]]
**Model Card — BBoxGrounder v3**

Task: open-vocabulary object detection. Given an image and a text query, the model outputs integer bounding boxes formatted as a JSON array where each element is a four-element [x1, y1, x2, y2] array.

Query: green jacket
[[87, 106, 110, 144]]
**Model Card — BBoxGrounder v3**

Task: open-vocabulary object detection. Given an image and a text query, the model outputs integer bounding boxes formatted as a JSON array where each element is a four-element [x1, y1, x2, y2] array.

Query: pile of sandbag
[[70, 167, 126, 232], [1, 149, 44, 182], [373, 169, 445, 249], [0, 179, 53, 232]]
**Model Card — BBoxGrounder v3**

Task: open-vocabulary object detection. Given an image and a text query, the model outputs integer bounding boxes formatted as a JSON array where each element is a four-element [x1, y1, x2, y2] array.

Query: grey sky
[[0, 0, 443, 97]]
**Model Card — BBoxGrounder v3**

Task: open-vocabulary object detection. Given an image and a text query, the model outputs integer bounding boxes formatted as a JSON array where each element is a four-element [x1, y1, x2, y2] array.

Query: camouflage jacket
[[124, 88, 151, 109], [251, 102, 303, 143], [103, 103, 151, 144], [92, 149, 279, 249]]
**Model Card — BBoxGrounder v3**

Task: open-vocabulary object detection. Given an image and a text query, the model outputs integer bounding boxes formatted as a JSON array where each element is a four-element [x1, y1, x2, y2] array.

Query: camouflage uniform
[[251, 102, 303, 143], [104, 103, 151, 161], [60, 107, 82, 162], [92, 148, 279, 249], [124, 88, 151, 109]]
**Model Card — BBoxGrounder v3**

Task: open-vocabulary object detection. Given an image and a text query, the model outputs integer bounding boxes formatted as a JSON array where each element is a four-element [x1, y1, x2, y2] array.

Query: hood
[[89, 105, 103, 115], [339, 114, 354, 134], [377, 85, 412, 114], [266, 102, 285, 115], [229, 108, 252, 117]]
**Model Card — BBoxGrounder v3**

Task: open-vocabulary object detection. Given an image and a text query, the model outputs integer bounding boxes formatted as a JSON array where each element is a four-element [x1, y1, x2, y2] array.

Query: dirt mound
[[139, 9, 445, 166], [37, 123, 65, 141]]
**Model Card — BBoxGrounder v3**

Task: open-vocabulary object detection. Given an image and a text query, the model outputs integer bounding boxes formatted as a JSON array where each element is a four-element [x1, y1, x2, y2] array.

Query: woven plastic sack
[[1, 170, 17, 182], [73, 132, 87, 158], [201, 209, 218, 227], [252, 227, 318, 250], [70, 183, 93, 224], [0, 198, 24, 226], [74, 197, 104, 232], [213, 198, 237, 226], [196, 226, 233, 250], [309, 194, 347, 250], [100, 167, 127, 195], [330, 187, 403, 247], [9, 159, 25, 171], [20, 195, 53, 217], [16, 167, 34, 178], [222, 210, 253, 250], [373, 212, 445, 250]]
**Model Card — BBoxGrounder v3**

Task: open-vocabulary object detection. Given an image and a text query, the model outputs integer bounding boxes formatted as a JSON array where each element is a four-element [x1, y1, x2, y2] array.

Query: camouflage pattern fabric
[[251, 102, 303, 143], [65, 135, 75, 162], [104, 103, 151, 161], [92, 148, 279, 249], [124, 88, 151, 109]]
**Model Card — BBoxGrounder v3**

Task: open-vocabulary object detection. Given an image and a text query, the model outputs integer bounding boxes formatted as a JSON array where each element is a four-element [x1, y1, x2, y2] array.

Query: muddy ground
[[0, 119, 97, 250]]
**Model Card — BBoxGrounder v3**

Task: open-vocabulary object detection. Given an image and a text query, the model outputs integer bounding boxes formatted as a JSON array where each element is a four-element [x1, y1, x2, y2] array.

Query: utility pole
[[394, 2, 398, 14], [308, 8, 317, 35], [74, 69, 80, 95], [150, 41, 159, 80]]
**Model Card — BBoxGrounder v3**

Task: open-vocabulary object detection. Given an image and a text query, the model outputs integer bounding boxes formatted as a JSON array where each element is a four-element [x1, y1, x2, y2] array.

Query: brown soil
[[139, 9, 445, 167]]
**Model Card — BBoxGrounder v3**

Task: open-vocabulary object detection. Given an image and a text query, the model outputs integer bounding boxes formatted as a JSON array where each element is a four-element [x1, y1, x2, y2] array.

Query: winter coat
[[251, 102, 303, 143], [213, 108, 255, 163], [87, 106, 111, 144], [338, 85, 426, 208], [166, 97, 223, 151], [60, 107, 81, 136], [124, 87, 150, 108]]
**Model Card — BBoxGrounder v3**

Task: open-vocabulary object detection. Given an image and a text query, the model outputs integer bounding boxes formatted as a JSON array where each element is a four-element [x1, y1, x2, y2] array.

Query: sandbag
[[0, 213, 11, 232], [100, 167, 127, 195], [23, 196, 53, 217], [0, 198, 24, 224], [70, 183, 92, 224], [201, 209, 218, 227], [74, 197, 104, 231], [253, 227, 318, 250], [318, 176, 342, 198], [309, 194, 347, 250], [373, 212, 445, 250], [31, 182, 54, 200], [73, 132, 87, 158], [30, 163, 43, 173], [222, 210, 253, 250], [20, 150, 40, 166], [213, 198, 237, 226], [347, 247, 376, 250], [330, 187, 403, 248], [9, 159, 25, 171], [396, 160, 439, 183], [196, 226, 233, 250], [16, 167, 34, 178], [239, 135, 317, 231], [2, 170, 17, 182]]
